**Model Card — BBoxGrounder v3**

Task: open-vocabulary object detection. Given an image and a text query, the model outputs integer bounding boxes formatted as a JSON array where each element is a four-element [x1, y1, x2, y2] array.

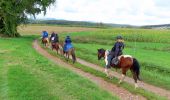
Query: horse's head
[[97, 48, 105, 60]]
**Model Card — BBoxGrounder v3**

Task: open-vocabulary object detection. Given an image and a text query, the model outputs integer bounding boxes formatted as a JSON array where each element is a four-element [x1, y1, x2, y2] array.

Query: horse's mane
[[105, 49, 111, 55]]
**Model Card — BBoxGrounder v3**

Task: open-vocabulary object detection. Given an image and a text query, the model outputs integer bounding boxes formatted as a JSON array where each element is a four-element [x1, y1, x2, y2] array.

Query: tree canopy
[[0, 0, 55, 37]]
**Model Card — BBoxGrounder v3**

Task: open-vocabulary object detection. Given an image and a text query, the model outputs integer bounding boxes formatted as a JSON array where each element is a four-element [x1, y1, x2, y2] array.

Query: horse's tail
[[132, 58, 141, 81], [71, 48, 76, 63]]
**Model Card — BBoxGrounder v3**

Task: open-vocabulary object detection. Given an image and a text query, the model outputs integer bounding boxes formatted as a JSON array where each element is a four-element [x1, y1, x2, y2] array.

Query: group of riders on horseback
[[42, 31, 140, 88], [41, 31, 76, 63], [41, 30, 74, 53], [42, 30, 125, 66]]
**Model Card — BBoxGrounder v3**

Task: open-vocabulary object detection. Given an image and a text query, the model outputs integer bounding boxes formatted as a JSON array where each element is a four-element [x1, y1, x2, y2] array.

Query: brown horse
[[60, 42, 76, 63], [42, 38, 49, 47], [51, 42, 60, 54], [97, 48, 141, 88]]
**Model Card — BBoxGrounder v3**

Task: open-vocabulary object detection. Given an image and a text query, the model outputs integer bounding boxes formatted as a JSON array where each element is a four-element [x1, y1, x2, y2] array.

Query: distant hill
[[27, 19, 135, 28], [141, 24, 170, 29]]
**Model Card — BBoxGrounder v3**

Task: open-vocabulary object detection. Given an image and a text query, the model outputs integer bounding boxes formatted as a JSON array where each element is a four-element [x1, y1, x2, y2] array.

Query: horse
[[42, 38, 49, 47], [60, 42, 76, 64], [97, 48, 141, 88], [51, 42, 60, 54]]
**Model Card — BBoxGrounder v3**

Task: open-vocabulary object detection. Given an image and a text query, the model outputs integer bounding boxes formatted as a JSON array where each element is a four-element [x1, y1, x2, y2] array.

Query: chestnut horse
[[97, 48, 141, 88], [42, 38, 48, 47], [60, 42, 76, 64]]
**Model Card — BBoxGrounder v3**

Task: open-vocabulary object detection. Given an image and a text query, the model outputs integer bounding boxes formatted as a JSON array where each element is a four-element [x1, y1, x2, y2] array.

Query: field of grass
[[18, 24, 97, 35], [60, 28, 170, 43], [59, 28, 170, 90], [0, 36, 119, 100]]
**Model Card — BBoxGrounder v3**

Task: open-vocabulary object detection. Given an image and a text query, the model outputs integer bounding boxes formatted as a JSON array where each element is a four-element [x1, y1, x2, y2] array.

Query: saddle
[[110, 57, 118, 66]]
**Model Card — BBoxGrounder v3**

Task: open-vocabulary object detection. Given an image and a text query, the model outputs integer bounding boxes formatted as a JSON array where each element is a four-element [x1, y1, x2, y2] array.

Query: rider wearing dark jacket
[[50, 32, 59, 43], [111, 35, 125, 65]]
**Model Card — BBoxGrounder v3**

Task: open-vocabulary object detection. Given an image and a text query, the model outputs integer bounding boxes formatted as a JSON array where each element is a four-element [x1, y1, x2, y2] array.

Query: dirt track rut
[[33, 40, 146, 100], [77, 56, 170, 99]]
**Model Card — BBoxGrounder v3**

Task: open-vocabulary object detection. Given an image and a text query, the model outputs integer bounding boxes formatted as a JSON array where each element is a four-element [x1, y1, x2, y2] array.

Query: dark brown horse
[[42, 38, 49, 47], [60, 42, 76, 64], [97, 48, 141, 88]]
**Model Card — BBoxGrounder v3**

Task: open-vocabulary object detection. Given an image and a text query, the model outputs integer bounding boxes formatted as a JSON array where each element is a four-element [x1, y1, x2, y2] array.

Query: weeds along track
[[33, 40, 146, 100]]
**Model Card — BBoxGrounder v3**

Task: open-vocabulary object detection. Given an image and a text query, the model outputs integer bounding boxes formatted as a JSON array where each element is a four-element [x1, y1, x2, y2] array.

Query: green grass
[[41, 40, 167, 100], [73, 43, 170, 90], [59, 28, 170, 90], [60, 28, 170, 43], [0, 36, 119, 100]]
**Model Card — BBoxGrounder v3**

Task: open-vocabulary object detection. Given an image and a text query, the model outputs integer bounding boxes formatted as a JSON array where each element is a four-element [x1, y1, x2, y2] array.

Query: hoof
[[118, 80, 122, 84], [135, 84, 139, 89], [109, 75, 113, 79]]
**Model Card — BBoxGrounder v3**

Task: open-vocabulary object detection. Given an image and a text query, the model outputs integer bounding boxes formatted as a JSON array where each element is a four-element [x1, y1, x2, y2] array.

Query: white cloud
[[36, 0, 170, 25]]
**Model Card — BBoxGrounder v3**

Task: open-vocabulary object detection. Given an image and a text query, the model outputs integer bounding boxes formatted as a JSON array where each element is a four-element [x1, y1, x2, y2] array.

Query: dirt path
[[77, 57, 170, 99], [33, 40, 146, 100]]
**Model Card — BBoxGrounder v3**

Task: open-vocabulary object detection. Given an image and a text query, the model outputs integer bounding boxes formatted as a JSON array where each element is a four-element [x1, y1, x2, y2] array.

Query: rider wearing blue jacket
[[42, 31, 48, 38], [65, 36, 72, 44], [64, 36, 73, 52], [42, 31, 49, 43]]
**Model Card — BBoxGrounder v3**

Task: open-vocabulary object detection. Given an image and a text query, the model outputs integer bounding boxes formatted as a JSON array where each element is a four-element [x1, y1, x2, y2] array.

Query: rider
[[110, 35, 125, 65], [50, 32, 59, 43], [64, 36, 73, 52], [42, 30, 49, 43]]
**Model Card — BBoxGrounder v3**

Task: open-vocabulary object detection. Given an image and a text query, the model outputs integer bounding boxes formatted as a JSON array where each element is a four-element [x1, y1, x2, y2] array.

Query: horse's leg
[[104, 57, 112, 79], [56, 44, 58, 54], [45, 42, 46, 47], [130, 69, 138, 89], [66, 52, 69, 61], [45, 42, 47, 47], [119, 68, 128, 84], [51, 44, 54, 50], [57, 48, 58, 54], [67, 51, 70, 61], [104, 68, 112, 78]]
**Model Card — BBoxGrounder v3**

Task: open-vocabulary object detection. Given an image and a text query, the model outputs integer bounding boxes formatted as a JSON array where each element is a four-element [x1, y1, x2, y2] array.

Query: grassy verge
[[0, 36, 119, 100]]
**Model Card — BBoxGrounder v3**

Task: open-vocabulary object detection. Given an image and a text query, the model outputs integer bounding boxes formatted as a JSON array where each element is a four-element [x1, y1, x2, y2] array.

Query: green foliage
[[0, 0, 55, 37]]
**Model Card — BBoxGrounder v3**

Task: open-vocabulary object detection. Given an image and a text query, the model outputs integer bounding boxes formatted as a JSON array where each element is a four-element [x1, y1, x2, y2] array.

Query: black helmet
[[116, 35, 123, 40]]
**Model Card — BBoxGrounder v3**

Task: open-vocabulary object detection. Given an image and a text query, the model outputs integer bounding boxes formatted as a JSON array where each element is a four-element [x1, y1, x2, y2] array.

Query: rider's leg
[[112, 56, 119, 65]]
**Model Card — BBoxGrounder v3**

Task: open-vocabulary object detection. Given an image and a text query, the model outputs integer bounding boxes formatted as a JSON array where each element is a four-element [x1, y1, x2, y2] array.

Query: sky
[[36, 0, 170, 26]]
